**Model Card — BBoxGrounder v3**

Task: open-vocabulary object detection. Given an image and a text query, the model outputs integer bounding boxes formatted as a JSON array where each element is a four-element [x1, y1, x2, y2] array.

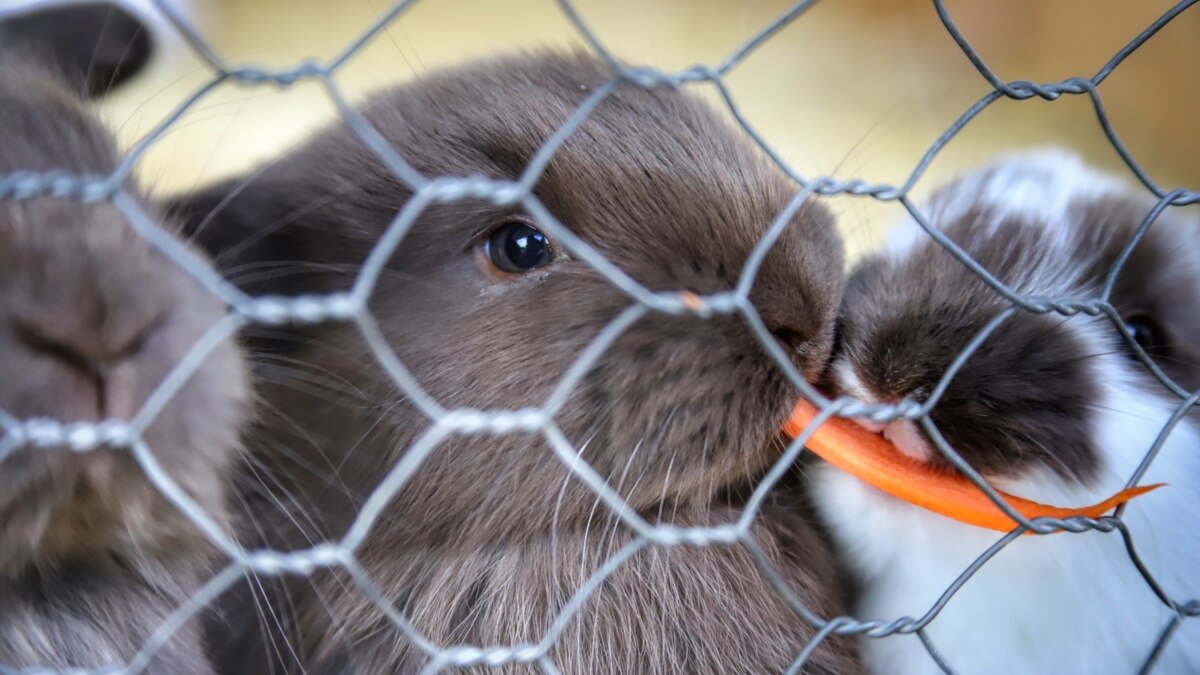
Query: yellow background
[[99, 0, 1200, 259]]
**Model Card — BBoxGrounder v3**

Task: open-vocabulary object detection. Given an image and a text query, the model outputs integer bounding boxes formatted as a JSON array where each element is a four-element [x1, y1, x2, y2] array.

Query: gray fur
[[172, 51, 860, 674], [0, 34, 248, 675]]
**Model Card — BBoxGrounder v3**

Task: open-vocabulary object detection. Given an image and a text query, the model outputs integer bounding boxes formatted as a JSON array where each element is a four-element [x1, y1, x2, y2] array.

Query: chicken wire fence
[[1, 0, 1198, 673]]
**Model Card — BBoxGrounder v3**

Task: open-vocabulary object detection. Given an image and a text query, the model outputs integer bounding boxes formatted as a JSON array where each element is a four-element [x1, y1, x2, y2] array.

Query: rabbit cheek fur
[[813, 149, 1200, 675], [174, 52, 861, 674], [0, 64, 250, 672]]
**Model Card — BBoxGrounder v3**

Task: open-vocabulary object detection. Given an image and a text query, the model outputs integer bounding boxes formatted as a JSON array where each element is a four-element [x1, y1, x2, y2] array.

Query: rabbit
[[0, 8, 250, 674], [812, 148, 1200, 674], [167, 51, 863, 674], [0, 0, 153, 98]]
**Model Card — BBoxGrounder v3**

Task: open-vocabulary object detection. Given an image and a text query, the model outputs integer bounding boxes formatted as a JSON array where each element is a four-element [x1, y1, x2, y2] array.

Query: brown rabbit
[[0, 10, 249, 674], [172, 51, 859, 674]]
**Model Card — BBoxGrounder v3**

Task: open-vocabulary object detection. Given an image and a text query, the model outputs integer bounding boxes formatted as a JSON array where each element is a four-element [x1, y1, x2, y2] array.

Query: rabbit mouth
[[868, 419, 935, 464], [0, 447, 136, 566]]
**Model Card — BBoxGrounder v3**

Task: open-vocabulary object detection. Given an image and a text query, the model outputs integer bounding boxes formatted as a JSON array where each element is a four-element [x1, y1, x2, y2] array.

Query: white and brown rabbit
[[170, 51, 862, 674], [0, 6, 249, 674], [814, 149, 1200, 674]]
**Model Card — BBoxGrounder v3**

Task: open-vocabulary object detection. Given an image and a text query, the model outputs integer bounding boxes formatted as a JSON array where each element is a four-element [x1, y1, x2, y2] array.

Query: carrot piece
[[784, 399, 1163, 533]]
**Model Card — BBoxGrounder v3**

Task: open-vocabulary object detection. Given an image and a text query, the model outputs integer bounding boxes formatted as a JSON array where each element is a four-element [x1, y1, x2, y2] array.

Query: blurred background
[[92, 0, 1199, 259]]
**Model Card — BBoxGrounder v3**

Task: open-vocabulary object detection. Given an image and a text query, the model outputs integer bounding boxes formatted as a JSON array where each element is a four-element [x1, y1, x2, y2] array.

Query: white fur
[[815, 355, 1200, 674], [886, 148, 1129, 274], [820, 152, 1200, 674], [927, 149, 1128, 238], [836, 359, 874, 403]]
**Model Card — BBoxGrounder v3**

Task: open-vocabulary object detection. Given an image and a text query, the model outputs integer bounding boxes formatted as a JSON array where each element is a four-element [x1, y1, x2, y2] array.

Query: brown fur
[[0, 38, 248, 675], [173, 51, 858, 674]]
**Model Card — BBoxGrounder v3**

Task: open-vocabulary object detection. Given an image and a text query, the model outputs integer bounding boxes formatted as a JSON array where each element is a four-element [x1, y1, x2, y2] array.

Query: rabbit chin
[[812, 363, 1200, 675]]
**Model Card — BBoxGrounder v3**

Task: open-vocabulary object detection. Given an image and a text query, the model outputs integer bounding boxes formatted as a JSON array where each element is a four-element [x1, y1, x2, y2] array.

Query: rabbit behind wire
[[0, 0, 154, 97], [0, 5, 249, 673], [170, 50, 862, 674], [814, 149, 1200, 674]]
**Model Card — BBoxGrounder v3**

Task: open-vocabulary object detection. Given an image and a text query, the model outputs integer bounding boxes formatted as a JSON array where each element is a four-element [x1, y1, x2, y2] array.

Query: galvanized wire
[[0, 0, 1197, 673]]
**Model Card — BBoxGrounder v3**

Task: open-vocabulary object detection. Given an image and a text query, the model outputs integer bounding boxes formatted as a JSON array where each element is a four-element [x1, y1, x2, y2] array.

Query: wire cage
[[0, 0, 1197, 673]]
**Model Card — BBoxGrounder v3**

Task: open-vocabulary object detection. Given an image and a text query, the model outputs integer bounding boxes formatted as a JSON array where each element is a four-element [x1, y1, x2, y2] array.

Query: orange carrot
[[784, 399, 1163, 533]]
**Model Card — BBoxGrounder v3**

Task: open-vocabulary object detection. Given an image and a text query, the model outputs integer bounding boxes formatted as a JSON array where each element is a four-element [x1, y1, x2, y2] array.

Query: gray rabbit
[[0, 5, 249, 673], [172, 51, 861, 674]]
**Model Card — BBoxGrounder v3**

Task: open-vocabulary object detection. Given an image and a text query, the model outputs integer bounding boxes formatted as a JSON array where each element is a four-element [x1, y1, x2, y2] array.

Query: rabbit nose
[[11, 315, 157, 420], [757, 308, 827, 377], [751, 284, 821, 356], [769, 326, 809, 352], [758, 305, 815, 354]]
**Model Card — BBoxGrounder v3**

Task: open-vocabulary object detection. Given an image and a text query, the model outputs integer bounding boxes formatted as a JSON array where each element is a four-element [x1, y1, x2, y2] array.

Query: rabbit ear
[[167, 127, 414, 302], [165, 176, 339, 300], [165, 129, 414, 358], [0, 2, 154, 98], [166, 172, 364, 309]]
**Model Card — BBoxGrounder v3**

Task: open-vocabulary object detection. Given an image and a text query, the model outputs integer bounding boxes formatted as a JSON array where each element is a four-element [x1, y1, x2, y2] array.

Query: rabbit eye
[[1123, 314, 1167, 355], [484, 220, 553, 274]]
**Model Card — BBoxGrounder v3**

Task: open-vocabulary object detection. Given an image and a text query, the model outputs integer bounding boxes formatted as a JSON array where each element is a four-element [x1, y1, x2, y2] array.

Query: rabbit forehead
[[0, 62, 178, 281], [927, 148, 1128, 230], [352, 51, 833, 279], [887, 148, 1128, 258], [0, 66, 116, 175], [875, 152, 1184, 306]]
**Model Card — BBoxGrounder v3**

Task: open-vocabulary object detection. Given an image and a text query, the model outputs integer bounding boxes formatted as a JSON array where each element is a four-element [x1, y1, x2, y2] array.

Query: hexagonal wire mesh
[[1, 0, 1198, 673]]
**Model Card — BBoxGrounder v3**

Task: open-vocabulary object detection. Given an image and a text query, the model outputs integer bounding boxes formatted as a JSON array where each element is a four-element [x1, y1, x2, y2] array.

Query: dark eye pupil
[[488, 222, 551, 273], [1124, 316, 1165, 353], [506, 226, 547, 268]]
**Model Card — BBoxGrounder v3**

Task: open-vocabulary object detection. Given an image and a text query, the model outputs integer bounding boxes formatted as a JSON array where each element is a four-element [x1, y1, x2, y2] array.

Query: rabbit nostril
[[771, 327, 809, 352], [10, 320, 129, 419], [116, 315, 165, 361], [11, 313, 162, 373], [13, 321, 98, 377]]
